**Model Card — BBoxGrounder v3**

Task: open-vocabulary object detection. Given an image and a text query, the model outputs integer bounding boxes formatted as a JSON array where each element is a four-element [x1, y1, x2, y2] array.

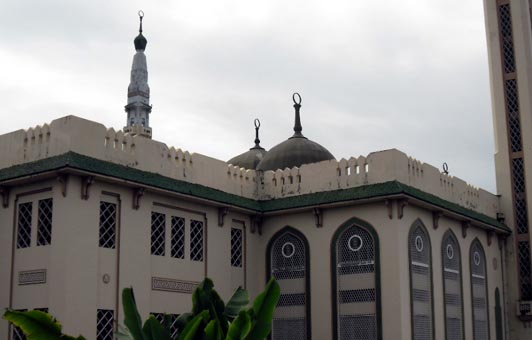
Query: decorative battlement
[[0, 115, 499, 217]]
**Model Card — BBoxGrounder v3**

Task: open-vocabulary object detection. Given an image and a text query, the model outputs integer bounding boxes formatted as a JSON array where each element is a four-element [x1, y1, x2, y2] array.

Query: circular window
[[446, 244, 454, 259], [348, 235, 363, 252], [281, 242, 295, 258], [415, 235, 424, 252], [474, 251, 481, 266]]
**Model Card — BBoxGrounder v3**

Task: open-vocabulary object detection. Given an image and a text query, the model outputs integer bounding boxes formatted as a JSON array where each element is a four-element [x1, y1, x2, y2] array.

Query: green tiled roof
[[0, 152, 509, 233]]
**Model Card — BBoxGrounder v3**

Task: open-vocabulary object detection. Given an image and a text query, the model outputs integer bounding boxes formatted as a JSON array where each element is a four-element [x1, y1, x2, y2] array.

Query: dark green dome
[[256, 135, 334, 171], [256, 93, 335, 171]]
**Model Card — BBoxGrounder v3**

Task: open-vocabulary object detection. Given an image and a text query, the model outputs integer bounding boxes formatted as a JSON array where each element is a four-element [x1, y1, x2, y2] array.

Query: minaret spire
[[124, 10, 152, 139], [291, 92, 305, 139]]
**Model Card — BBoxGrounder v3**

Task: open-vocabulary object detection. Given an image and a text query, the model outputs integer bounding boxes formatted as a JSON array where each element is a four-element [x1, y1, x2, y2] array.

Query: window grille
[[99, 202, 117, 249], [518, 241, 532, 299], [171, 216, 185, 259], [96, 309, 114, 340], [470, 241, 488, 340], [505, 80, 522, 152], [498, 4, 516, 73], [442, 233, 464, 340], [152, 313, 180, 339], [190, 220, 204, 261], [12, 309, 27, 340], [270, 231, 308, 340], [231, 228, 243, 267], [335, 226, 377, 340], [151, 212, 166, 256], [17, 202, 32, 249], [409, 224, 433, 340], [37, 198, 53, 246]]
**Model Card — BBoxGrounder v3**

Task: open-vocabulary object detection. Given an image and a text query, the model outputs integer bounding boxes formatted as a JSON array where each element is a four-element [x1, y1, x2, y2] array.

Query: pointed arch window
[[409, 221, 433, 340], [267, 228, 310, 340], [442, 232, 464, 340], [332, 219, 380, 340], [470, 241, 489, 340]]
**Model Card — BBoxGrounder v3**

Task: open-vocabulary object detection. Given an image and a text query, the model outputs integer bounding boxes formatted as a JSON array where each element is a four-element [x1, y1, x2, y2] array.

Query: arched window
[[470, 240, 489, 340], [332, 218, 380, 340], [267, 228, 310, 340], [409, 221, 433, 340], [442, 231, 464, 340]]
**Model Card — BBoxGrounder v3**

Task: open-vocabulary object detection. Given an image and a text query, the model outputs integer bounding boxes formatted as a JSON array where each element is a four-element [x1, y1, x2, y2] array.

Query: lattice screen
[[336, 226, 377, 340], [171, 216, 185, 259], [470, 242, 488, 340], [190, 220, 204, 261], [96, 309, 114, 340], [505, 80, 522, 153], [442, 234, 463, 340], [231, 228, 243, 267], [270, 231, 307, 340], [410, 225, 433, 340], [37, 198, 53, 246], [153, 313, 180, 339], [151, 212, 166, 256], [499, 4, 516, 73], [17, 202, 32, 249], [99, 202, 117, 249], [518, 241, 532, 299]]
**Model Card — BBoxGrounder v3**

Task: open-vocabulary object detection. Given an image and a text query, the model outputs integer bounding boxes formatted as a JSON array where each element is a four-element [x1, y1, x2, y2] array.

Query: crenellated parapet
[[0, 115, 499, 216], [258, 149, 499, 218]]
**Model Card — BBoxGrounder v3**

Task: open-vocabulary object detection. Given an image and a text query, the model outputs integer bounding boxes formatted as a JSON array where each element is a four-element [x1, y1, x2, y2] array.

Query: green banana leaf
[[122, 287, 146, 340], [142, 316, 172, 340], [225, 310, 251, 340], [224, 288, 249, 320], [244, 278, 280, 340], [3, 310, 86, 340], [177, 310, 209, 340]]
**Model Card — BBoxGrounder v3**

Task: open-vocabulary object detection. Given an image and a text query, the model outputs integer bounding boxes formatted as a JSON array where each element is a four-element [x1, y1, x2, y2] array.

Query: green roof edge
[[0, 152, 509, 233]]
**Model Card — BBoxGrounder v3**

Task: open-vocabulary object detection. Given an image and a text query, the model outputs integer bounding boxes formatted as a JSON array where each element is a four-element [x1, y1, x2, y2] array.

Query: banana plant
[[3, 309, 86, 340], [3, 277, 280, 340], [119, 277, 280, 340]]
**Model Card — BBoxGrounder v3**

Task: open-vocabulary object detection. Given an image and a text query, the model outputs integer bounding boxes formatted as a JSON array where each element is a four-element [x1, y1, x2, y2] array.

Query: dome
[[256, 93, 335, 171], [256, 136, 334, 171], [228, 147, 267, 169], [227, 119, 268, 169], [134, 33, 147, 51]]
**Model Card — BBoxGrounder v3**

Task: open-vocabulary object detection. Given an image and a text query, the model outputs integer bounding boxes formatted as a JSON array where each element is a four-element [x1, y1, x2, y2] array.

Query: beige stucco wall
[[484, 0, 532, 337]]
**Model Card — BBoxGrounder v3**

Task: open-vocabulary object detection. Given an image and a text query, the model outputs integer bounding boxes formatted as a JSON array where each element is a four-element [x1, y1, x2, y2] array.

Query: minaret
[[124, 10, 152, 138], [484, 0, 532, 334]]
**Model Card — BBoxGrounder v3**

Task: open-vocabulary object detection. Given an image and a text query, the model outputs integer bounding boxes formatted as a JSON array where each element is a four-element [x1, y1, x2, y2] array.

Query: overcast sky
[[1, 0, 498, 192]]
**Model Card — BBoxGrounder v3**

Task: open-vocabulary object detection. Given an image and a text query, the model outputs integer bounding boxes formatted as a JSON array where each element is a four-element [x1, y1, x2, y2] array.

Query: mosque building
[[1, 1, 532, 339]]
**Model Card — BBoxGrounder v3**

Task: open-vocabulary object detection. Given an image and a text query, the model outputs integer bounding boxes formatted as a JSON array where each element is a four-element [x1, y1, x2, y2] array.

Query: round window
[[281, 242, 296, 258], [415, 235, 424, 252], [474, 251, 481, 266], [348, 234, 363, 252], [446, 244, 454, 259]]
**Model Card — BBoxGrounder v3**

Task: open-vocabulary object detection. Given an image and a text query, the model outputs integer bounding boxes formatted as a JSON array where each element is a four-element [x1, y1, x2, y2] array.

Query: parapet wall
[[0, 116, 258, 199], [0, 115, 499, 217], [258, 149, 499, 218]]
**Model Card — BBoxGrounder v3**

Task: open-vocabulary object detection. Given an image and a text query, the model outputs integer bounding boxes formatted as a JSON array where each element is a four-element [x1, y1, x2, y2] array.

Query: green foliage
[[2, 310, 86, 340], [3, 277, 279, 340]]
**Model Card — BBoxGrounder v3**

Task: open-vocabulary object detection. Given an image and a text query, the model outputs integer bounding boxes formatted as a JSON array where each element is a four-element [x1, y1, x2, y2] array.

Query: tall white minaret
[[124, 11, 152, 138], [484, 0, 532, 335]]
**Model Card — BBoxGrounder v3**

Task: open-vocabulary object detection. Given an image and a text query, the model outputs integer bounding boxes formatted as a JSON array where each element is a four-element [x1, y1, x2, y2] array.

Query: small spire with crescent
[[292, 93, 304, 138], [134, 10, 147, 51], [251, 118, 264, 150]]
